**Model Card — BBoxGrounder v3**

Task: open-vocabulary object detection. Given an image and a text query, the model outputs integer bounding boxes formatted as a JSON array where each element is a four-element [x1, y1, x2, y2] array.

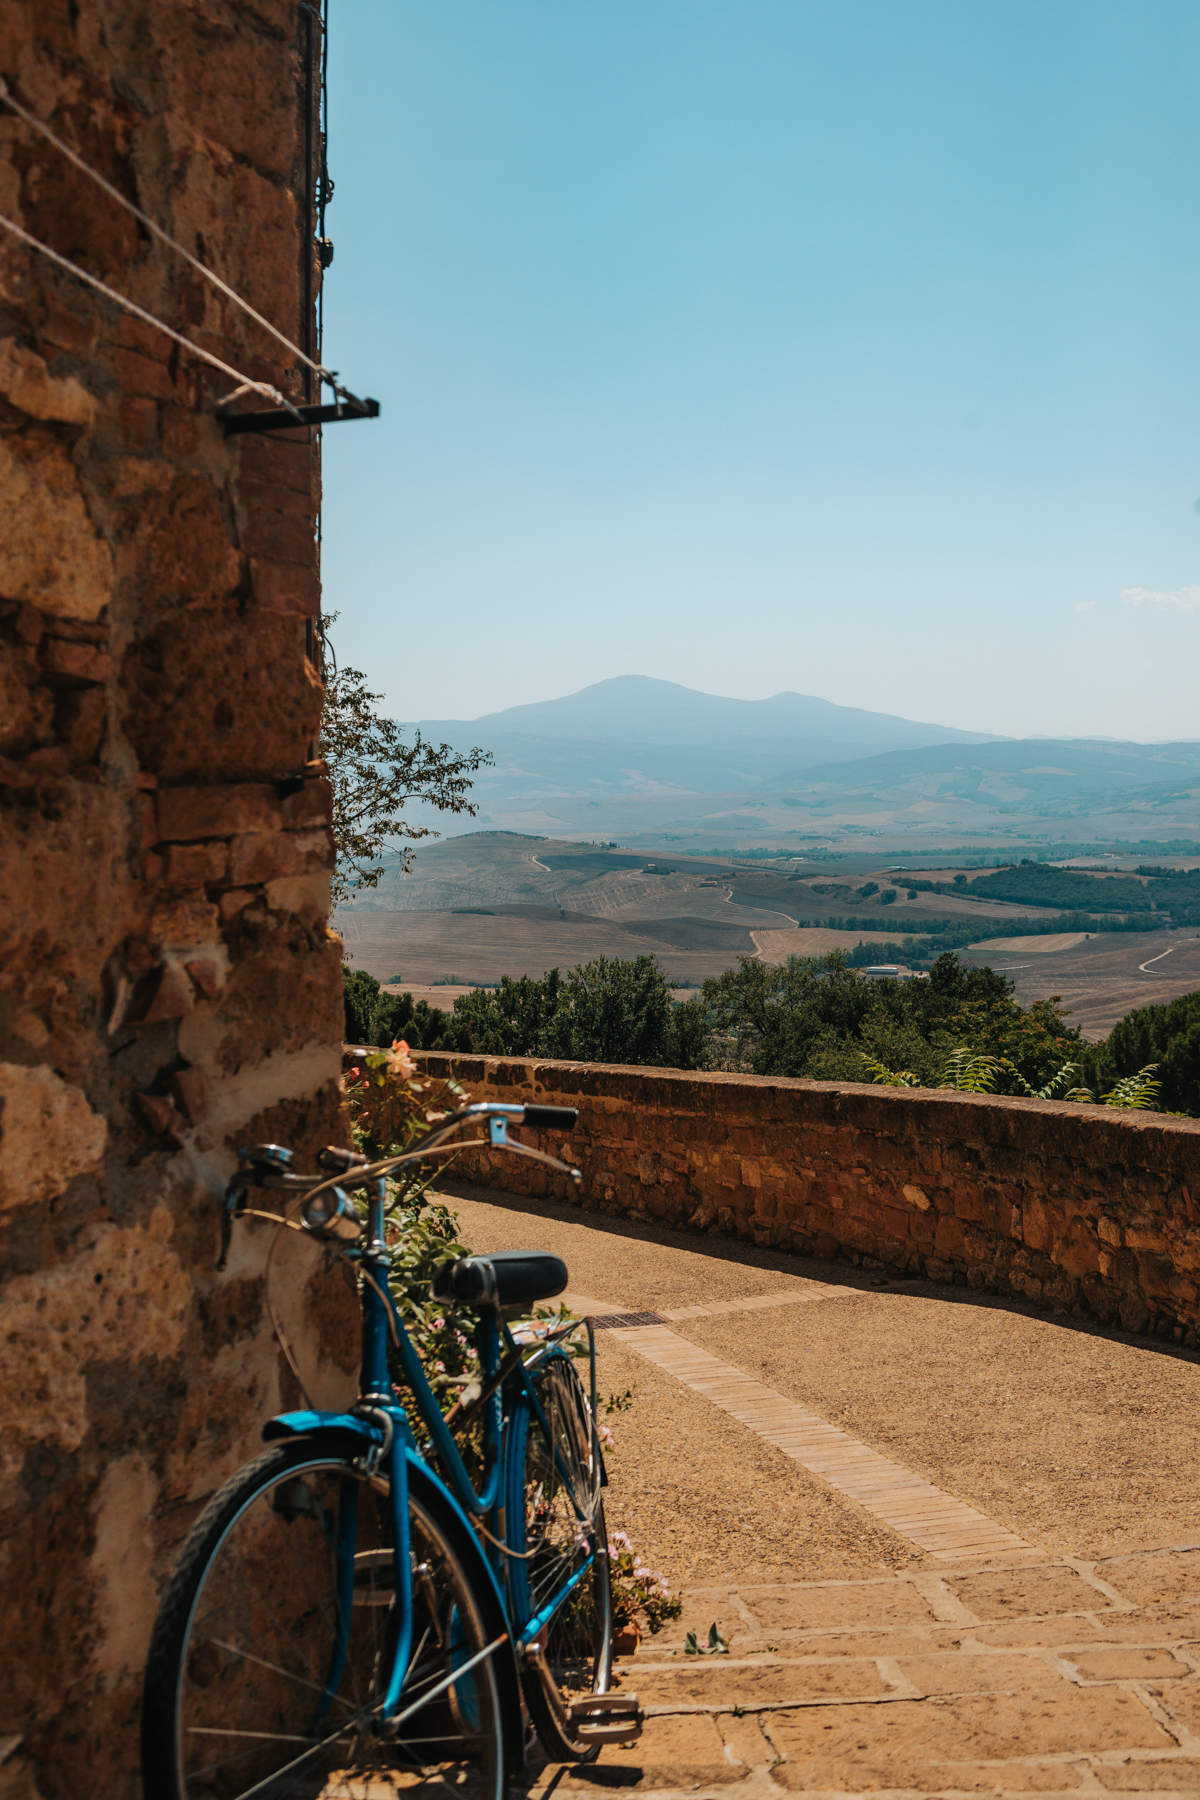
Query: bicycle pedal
[[567, 1693, 643, 1743]]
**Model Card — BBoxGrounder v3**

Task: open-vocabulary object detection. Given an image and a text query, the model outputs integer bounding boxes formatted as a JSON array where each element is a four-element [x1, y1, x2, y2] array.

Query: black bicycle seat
[[432, 1251, 568, 1308]]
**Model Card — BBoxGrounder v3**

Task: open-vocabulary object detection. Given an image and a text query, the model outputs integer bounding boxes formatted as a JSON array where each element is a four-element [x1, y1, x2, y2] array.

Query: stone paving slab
[[522, 1549, 1200, 1799]]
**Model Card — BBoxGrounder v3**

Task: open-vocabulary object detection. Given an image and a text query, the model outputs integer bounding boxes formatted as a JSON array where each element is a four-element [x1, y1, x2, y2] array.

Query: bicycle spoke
[[147, 1454, 506, 1800]]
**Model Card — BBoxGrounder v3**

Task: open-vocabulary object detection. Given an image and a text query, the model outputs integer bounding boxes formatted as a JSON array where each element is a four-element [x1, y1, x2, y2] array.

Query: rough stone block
[[0, 434, 113, 619], [39, 637, 110, 686], [228, 826, 332, 886], [241, 504, 316, 566], [163, 840, 228, 889], [117, 346, 177, 402], [117, 315, 172, 361], [156, 784, 283, 842], [249, 554, 321, 616], [160, 404, 198, 458], [238, 433, 315, 492], [281, 778, 332, 830], [121, 395, 157, 451], [934, 1216, 967, 1260]]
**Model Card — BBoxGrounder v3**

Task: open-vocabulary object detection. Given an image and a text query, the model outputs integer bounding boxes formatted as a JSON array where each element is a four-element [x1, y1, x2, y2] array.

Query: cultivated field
[[967, 931, 1091, 955], [336, 835, 1200, 1042], [959, 932, 1200, 1038], [338, 906, 757, 987], [751, 927, 901, 960]]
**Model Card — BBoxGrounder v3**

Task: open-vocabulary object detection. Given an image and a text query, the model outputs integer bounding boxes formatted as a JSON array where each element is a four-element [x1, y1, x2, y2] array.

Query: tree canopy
[[701, 951, 1081, 1092], [452, 955, 709, 1068]]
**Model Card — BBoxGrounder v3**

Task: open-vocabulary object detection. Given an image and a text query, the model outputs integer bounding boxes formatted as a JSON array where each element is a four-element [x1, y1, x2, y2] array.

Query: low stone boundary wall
[[409, 1053, 1200, 1343]]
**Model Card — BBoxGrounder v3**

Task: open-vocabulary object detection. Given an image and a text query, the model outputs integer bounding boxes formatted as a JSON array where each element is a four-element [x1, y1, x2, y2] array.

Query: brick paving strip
[[564, 1290, 1033, 1563]]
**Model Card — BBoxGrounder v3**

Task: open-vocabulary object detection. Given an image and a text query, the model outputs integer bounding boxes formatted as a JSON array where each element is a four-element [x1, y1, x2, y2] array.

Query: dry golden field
[[959, 932, 1200, 1039], [336, 837, 1200, 1043]]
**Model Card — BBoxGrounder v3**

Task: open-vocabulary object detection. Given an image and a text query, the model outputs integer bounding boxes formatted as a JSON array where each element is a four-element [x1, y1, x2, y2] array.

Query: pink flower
[[384, 1038, 416, 1079]]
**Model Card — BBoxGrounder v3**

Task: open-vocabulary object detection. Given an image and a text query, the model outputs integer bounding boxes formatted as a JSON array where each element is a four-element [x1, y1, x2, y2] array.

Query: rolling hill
[[414, 675, 1004, 798]]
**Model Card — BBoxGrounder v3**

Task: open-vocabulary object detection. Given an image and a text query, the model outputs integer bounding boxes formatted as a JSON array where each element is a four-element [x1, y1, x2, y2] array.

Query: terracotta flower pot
[[612, 1620, 642, 1657]]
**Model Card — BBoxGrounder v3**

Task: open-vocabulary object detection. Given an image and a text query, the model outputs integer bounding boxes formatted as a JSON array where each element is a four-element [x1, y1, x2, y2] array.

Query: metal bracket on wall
[[220, 395, 380, 435]]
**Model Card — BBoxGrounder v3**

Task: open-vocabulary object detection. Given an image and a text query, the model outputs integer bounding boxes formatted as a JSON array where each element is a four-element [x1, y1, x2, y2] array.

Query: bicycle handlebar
[[224, 1103, 583, 1252]]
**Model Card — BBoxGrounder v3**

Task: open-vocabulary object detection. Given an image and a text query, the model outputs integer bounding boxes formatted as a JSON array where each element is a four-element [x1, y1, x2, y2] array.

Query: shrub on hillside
[[701, 951, 1081, 1093]]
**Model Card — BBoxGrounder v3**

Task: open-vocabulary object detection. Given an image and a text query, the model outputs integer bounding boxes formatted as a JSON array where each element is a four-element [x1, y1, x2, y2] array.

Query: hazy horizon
[[407, 672, 1197, 746], [320, 2, 1200, 742]]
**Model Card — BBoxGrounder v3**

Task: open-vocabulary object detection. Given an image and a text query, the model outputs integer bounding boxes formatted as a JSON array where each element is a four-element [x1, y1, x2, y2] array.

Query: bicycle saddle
[[432, 1250, 568, 1308]]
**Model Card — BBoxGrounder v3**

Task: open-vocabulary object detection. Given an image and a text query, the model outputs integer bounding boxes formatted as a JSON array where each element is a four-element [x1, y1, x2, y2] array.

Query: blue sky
[[321, 0, 1200, 741]]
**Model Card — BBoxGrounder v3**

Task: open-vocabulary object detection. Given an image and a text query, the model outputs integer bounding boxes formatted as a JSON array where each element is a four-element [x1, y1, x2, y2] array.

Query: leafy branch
[[320, 659, 492, 908]]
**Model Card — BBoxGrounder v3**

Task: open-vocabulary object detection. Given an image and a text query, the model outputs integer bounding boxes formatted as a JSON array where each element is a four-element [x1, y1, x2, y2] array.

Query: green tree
[[452, 971, 565, 1057], [342, 967, 473, 1051], [700, 951, 1080, 1093], [543, 956, 683, 1066], [343, 967, 381, 1043], [1084, 989, 1200, 1115], [320, 657, 493, 906], [938, 995, 1080, 1092], [452, 957, 707, 1068]]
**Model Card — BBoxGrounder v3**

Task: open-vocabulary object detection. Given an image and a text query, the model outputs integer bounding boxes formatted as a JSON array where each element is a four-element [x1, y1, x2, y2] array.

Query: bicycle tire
[[505, 1354, 613, 1760], [142, 1440, 508, 1800]]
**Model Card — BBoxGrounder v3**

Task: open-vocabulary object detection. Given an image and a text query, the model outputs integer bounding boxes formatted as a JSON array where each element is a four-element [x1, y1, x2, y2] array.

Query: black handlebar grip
[[522, 1105, 579, 1131]]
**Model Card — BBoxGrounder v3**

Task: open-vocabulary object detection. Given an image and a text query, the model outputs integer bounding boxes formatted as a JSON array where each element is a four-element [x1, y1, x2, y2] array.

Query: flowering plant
[[344, 1040, 478, 1417], [606, 1529, 681, 1635], [344, 1038, 468, 1164]]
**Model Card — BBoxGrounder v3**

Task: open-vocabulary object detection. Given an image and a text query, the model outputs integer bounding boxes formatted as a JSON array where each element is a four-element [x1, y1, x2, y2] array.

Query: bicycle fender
[[262, 1409, 384, 1455], [406, 1454, 525, 1776]]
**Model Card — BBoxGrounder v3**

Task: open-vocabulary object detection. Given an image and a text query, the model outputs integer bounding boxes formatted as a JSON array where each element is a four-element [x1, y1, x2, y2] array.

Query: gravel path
[[437, 1180, 1200, 1584]]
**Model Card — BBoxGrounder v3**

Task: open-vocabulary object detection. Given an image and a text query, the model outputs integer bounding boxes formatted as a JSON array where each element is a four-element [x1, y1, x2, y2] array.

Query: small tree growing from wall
[[319, 633, 492, 907]]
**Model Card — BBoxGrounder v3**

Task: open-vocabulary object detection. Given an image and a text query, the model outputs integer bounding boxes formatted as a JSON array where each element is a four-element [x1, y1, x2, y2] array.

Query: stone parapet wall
[[411, 1053, 1200, 1344]]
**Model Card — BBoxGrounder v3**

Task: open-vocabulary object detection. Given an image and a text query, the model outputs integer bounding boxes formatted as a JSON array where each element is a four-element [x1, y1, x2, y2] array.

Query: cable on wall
[[0, 210, 297, 412], [0, 75, 350, 403]]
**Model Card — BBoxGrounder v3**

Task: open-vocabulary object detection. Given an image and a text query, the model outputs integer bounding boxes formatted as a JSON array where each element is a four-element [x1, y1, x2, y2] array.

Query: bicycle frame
[[240, 1121, 602, 1730]]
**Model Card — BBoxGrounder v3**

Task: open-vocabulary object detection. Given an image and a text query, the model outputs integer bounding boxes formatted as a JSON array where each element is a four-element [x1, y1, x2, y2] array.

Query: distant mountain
[[415, 676, 1005, 797], [765, 736, 1200, 803]]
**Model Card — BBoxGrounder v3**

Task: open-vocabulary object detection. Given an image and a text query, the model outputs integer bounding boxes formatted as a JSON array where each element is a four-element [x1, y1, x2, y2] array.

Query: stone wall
[[0, 9, 353, 1795], [412, 1053, 1200, 1345]]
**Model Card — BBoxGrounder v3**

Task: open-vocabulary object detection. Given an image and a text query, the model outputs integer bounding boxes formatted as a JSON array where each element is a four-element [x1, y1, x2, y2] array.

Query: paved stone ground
[[435, 1180, 1200, 1797]]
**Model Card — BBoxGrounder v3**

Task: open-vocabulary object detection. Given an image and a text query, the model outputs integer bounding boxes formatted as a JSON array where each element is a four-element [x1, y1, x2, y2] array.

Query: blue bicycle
[[141, 1102, 640, 1799]]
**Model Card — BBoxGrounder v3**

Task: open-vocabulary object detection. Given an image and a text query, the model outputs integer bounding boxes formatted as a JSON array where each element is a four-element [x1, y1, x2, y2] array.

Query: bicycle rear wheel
[[505, 1353, 613, 1760], [142, 1441, 507, 1800]]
